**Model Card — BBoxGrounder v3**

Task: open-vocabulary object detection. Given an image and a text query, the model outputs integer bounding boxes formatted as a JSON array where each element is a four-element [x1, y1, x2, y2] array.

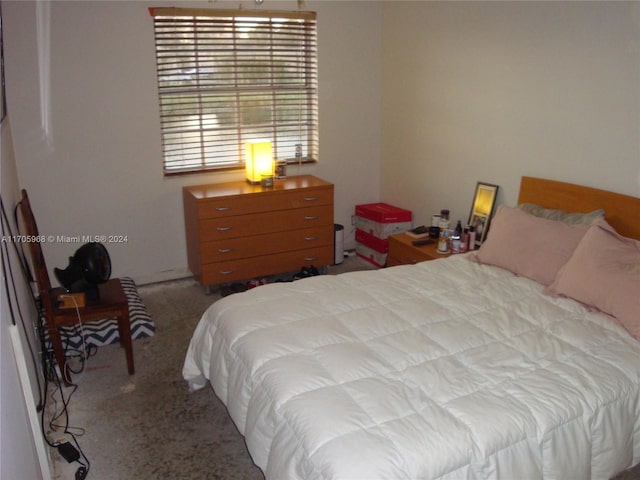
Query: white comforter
[[183, 255, 640, 479]]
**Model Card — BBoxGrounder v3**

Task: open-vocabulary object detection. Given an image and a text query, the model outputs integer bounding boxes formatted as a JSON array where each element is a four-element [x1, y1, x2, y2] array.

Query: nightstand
[[387, 232, 453, 267]]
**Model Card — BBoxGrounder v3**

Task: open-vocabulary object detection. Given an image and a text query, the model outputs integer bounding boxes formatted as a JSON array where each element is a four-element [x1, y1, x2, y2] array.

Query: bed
[[183, 176, 640, 479]]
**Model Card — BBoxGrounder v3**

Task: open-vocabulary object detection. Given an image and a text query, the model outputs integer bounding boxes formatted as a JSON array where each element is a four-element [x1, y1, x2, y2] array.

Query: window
[[150, 8, 318, 176]]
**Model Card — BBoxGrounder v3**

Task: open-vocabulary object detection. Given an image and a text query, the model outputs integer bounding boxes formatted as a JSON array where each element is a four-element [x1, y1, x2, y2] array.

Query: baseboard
[[132, 268, 193, 287]]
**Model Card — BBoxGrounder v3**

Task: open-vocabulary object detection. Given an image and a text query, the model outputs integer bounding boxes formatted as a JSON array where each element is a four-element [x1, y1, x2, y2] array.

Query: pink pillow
[[547, 219, 640, 340], [474, 205, 589, 285]]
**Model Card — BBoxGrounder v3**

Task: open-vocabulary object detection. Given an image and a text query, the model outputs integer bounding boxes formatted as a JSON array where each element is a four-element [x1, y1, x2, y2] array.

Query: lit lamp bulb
[[245, 140, 274, 184], [474, 189, 493, 215]]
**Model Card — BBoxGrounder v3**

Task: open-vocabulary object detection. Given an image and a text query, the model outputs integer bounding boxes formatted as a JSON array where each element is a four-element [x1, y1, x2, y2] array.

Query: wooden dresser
[[183, 175, 334, 287]]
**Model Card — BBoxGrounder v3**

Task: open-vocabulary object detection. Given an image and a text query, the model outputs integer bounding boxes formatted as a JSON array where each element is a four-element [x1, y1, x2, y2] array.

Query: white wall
[[1, 118, 48, 480], [382, 1, 640, 227], [4, 0, 383, 284]]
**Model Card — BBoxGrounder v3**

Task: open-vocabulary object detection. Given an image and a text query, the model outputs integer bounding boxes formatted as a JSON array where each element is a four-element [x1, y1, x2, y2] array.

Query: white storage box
[[355, 243, 387, 268], [354, 217, 412, 240]]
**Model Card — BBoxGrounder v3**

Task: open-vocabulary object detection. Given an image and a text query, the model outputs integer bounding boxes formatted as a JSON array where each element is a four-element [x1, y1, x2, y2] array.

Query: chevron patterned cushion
[[45, 277, 155, 351]]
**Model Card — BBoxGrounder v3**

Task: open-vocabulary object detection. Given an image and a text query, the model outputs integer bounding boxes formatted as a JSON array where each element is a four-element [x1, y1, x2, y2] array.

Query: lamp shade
[[245, 140, 274, 184]]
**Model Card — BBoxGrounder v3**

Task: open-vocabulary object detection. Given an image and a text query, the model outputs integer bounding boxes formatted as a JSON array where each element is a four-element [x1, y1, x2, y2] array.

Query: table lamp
[[245, 140, 274, 184]]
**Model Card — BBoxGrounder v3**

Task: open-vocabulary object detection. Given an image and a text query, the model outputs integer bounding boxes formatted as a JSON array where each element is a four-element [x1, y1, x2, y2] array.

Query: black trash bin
[[334, 224, 344, 265]]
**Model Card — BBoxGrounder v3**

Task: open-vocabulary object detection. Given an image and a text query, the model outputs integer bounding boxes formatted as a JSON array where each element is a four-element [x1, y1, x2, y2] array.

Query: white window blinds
[[150, 8, 318, 176]]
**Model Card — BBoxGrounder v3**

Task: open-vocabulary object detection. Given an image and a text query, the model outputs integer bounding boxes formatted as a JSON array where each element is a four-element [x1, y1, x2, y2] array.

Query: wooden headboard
[[518, 176, 640, 241]]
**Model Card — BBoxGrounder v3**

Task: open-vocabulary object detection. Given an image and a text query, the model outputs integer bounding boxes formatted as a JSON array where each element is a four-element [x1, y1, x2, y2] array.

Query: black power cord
[[75, 466, 88, 480], [57, 439, 88, 479]]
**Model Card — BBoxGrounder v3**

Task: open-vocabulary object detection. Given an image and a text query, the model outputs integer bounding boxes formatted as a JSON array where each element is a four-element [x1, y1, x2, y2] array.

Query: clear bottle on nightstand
[[439, 209, 450, 231], [451, 220, 463, 253]]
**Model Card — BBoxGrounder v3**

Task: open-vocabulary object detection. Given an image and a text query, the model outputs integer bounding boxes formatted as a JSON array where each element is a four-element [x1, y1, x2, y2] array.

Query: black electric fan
[[54, 242, 112, 300]]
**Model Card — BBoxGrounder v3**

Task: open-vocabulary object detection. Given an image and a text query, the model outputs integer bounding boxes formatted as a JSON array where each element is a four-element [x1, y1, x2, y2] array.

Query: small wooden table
[[387, 232, 455, 266], [49, 278, 134, 384]]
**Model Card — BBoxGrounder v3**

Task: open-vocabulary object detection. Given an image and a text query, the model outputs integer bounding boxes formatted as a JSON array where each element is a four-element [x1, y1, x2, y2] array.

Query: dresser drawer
[[200, 246, 333, 285], [198, 205, 333, 241], [387, 235, 432, 265], [386, 256, 405, 267], [196, 188, 332, 219], [387, 233, 451, 266], [200, 226, 333, 263]]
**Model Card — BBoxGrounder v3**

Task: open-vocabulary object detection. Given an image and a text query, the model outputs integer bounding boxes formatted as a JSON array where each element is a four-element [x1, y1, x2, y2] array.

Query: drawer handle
[[217, 226, 232, 232], [219, 270, 234, 275], [406, 257, 418, 264], [304, 215, 318, 221], [218, 248, 233, 253], [215, 206, 231, 211], [303, 196, 318, 202], [304, 236, 318, 241], [304, 256, 319, 262]]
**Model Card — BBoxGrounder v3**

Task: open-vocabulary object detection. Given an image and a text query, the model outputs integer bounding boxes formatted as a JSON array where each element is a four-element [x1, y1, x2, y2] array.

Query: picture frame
[[275, 160, 287, 179], [468, 182, 499, 247]]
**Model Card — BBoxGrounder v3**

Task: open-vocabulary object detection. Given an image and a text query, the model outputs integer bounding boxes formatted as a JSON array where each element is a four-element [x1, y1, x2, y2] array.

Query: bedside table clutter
[[354, 203, 412, 267], [387, 206, 478, 267]]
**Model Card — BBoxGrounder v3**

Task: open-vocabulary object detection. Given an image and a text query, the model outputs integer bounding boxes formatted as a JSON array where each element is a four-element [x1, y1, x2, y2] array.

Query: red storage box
[[355, 203, 412, 223], [354, 203, 413, 240], [356, 229, 389, 253]]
